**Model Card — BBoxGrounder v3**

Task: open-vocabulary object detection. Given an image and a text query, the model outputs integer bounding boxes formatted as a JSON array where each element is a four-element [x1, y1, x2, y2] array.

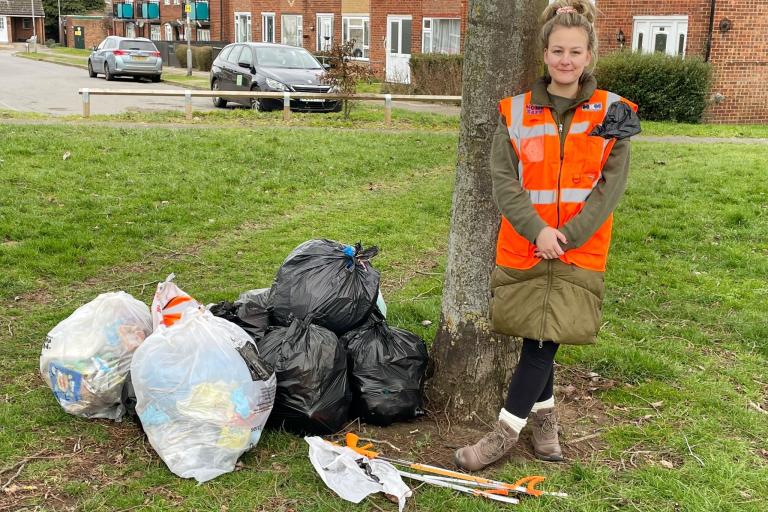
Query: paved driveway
[[0, 49, 216, 116]]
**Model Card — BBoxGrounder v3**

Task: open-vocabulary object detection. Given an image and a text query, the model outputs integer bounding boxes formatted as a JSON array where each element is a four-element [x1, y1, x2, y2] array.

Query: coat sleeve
[[559, 138, 631, 250], [490, 113, 548, 244]]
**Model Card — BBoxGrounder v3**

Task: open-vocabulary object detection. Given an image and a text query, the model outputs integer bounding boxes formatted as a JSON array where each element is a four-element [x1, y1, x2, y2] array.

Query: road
[[0, 48, 216, 116]]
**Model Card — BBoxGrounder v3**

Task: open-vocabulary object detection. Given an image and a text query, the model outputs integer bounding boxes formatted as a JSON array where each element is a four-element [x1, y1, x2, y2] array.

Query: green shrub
[[174, 45, 187, 68], [595, 51, 712, 123], [408, 53, 463, 96], [193, 46, 213, 71]]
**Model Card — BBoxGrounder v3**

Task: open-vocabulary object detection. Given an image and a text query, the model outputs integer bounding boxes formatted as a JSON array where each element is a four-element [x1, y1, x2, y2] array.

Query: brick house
[[62, 14, 111, 49], [596, 0, 768, 123], [0, 0, 46, 44]]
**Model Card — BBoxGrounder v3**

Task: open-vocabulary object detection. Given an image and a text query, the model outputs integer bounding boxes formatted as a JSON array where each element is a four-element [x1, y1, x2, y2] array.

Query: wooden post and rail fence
[[77, 89, 462, 124]]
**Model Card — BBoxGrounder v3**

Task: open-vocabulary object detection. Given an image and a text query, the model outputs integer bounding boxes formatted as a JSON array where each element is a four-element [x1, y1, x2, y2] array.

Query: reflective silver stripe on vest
[[570, 121, 591, 135], [560, 188, 592, 203], [606, 92, 621, 108], [507, 94, 526, 150], [520, 123, 558, 139], [528, 189, 557, 205], [518, 160, 525, 189]]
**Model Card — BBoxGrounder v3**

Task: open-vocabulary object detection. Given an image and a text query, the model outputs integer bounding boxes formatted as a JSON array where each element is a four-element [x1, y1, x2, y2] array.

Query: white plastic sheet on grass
[[305, 436, 411, 511]]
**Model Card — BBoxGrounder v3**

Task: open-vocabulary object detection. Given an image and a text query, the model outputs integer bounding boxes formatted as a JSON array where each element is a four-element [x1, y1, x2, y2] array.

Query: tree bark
[[428, 0, 546, 423]]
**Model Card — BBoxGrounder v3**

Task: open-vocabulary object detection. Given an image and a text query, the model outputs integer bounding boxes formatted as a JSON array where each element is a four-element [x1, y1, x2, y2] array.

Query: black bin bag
[[270, 240, 380, 335], [257, 317, 350, 434], [209, 288, 272, 342], [342, 312, 429, 425]]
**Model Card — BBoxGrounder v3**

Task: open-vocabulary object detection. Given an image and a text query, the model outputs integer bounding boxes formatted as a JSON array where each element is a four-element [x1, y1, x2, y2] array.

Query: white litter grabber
[[397, 470, 520, 505]]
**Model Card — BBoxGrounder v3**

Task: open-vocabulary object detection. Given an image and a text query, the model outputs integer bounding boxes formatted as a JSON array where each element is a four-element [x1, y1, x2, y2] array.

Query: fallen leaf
[[62, 151, 71, 160], [651, 401, 664, 408], [421, 320, 432, 326], [660, 459, 674, 469]]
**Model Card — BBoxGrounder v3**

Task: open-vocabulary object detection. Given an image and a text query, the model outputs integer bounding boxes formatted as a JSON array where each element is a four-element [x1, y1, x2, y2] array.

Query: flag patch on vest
[[581, 102, 603, 111], [526, 105, 544, 115]]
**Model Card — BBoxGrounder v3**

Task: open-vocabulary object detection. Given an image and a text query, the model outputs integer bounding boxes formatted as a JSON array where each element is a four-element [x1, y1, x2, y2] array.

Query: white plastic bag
[[151, 273, 201, 330], [40, 291, 152, 420], [305, 436, 411, 512], [131, 308, 276, 483]]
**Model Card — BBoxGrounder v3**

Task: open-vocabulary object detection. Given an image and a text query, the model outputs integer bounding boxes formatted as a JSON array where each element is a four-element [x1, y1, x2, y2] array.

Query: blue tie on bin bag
[[40, 291, 152, 421], [131, 308, 276, 483], [269, 239, 381, 335]]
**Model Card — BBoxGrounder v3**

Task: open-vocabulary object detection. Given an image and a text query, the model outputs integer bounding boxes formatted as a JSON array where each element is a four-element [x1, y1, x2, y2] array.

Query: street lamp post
[[30, 0, 37, 52], [58, 0, 62, 45], [185, 2, 192, 77]]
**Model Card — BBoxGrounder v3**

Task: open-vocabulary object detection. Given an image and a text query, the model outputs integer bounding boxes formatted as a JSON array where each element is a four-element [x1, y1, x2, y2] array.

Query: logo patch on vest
[[526, 104, 544, 115], [581, 102, 603, 112]]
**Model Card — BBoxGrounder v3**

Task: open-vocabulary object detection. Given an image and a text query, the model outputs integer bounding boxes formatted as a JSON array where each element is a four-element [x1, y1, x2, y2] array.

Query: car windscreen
[[255, 47, 321, 69], [119, 40, 157, 51]]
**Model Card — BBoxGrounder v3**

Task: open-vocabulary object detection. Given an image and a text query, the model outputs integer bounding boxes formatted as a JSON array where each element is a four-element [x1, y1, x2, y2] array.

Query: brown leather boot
[[453, 420, 519, 471], [529, 407, 564, 462]]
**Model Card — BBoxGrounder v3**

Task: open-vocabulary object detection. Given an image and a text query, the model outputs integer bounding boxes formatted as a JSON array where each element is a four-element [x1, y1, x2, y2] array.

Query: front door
[[386, 16, 411, 84], [0, 16, 9, 44], [73, 26, 85, 49]]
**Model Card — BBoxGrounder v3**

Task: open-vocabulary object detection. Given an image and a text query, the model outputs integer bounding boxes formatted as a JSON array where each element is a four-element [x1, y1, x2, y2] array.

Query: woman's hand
[[534, 226, 568, 259]]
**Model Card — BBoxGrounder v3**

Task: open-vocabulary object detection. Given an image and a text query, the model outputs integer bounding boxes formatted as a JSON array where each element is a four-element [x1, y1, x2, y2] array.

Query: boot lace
[[478, 423, 513, 460]]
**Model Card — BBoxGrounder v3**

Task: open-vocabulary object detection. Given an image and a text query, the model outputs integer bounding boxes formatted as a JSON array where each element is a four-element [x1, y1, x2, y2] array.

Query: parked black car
[[210, 42, 341, 113]]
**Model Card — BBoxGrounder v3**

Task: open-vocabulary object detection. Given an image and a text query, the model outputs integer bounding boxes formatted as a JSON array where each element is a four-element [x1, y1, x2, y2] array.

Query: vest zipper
[[551, 109, 565, 228], [539, 259, 553, 342]]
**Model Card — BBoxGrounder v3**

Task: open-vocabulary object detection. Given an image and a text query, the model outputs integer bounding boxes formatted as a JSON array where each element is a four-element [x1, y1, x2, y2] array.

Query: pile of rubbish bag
[[39, 238, 429, 482]]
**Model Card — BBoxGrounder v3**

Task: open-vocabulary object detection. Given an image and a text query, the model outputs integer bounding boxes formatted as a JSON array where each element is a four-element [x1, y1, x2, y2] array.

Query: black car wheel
[[250, 87, 269, 112], [331, 101, 342, 113], [211, 79, 226, 108], [88, 60, 97, 78], [151, 75, 161, 83], [104, 63, 114, 81]]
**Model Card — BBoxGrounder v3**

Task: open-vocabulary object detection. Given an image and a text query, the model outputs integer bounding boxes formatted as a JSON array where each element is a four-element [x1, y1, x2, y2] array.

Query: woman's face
[[544, 26, 592, 88]]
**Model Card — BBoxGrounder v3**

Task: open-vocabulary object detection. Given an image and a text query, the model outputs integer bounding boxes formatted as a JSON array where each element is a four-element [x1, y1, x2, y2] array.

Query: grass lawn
[[1, 122, 767, 511]]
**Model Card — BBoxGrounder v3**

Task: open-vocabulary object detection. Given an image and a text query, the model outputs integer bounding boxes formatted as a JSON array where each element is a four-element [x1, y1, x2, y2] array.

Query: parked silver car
[[88, 36, 163, 82]]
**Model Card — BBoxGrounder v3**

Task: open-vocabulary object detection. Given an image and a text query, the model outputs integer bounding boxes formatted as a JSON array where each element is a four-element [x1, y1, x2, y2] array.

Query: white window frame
[[281, 14, 303, 47], [126, 22, 136, 38], [421, 17, 460, 54], [234, 12, 252, 42], [316, 13, 333, 51], [632, 15, 688, 57], [163, 0, 169, 5], [342, 15, 369, 60], [173, 0, 180, 5], [197, 28, 210, 42], [150, 24, 161, 40], [164, 22, 173, 41], [261, 12, 275, 43]]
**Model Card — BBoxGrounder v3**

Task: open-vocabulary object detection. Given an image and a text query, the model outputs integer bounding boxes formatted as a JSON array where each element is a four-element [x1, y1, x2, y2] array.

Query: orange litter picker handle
[[512, 475, 546, 497]]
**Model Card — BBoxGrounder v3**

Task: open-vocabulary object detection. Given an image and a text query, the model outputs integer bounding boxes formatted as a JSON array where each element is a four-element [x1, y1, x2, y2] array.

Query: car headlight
[[265, 78, 288, 91]]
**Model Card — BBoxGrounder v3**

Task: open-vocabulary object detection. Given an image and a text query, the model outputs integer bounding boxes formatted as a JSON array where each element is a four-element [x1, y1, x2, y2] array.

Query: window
[[422, 18, 460, 54], [23, 18, 32, 29], [173, 0, 180, 4], [262, 12, 275, 43], [197, 29, 210, 41], [164, 0, 169, 5], [150, 25, 161, 40], [342, 16, 369, 59], [281, 14, 303, 47], [317, 14, 333, 51], [227, 45, 242, 64], [632, 16, 688, 57], [234, 12, 252, 42], [218, 45, 232, 62], [238, 46, 252, 65], [126, 22, 136, 39], [164, 23, 173, 41]]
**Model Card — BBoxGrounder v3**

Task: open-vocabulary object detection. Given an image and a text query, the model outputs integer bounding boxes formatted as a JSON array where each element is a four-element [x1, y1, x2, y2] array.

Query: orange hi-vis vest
[[496, 89, 637, 272]]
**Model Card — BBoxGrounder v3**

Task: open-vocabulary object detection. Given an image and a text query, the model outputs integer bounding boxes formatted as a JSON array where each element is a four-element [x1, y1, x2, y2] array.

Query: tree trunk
[[428, 0, 546, 423]]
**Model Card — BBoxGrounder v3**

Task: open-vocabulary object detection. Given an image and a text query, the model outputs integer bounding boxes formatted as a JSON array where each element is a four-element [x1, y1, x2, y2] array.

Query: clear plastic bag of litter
[[40, 291, 152, 421], [131, 308, 276, 483]]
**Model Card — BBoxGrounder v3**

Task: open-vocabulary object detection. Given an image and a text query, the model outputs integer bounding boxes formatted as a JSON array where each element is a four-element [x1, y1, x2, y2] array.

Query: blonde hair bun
[[541, 0, 596, 25]]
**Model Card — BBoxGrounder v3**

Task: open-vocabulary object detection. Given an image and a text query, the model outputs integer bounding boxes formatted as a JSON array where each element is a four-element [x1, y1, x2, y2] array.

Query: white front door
[[0, 17, 8, 44], [386, 15, 412, 84]]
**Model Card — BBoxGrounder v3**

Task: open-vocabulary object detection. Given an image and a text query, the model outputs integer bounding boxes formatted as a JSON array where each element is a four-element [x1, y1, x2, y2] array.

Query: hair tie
[[556, 6, 578, 15]]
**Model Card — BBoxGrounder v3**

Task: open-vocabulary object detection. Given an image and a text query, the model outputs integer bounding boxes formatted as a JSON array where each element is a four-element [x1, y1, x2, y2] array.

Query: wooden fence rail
[[77, 88, 462, 124]]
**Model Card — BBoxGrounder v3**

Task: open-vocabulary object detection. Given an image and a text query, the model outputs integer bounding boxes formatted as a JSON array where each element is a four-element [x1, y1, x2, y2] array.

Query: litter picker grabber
[[422, 475, 569, 498], [397, 470, 520, 505], [341, 433, 567, 499]]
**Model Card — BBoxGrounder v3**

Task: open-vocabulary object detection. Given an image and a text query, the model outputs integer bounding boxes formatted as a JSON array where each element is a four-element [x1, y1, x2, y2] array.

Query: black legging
[[504, 339, 559, 418]]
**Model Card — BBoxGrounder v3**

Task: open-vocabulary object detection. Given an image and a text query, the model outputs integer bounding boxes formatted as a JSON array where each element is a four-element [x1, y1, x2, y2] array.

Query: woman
[[454, 0, 641, 471]]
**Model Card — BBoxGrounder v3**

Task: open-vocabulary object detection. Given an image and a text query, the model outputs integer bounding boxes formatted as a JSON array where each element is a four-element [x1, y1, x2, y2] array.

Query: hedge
[[594, 51, 712, 123], [174, 45, 214, 72], [408, 53, 463, 96]]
